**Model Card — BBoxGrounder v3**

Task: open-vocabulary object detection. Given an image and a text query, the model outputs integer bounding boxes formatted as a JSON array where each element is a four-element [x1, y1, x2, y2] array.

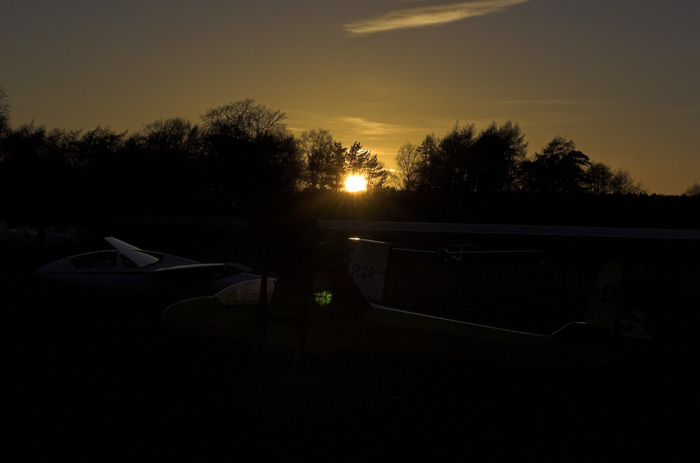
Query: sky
[[1, 0, 698, 194]]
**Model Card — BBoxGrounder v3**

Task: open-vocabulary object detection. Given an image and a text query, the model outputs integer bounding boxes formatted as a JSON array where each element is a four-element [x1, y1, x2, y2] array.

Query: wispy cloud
[[341, 116, 403, 137], [344, 0, 530, 36], [491, 99, 616, 107]]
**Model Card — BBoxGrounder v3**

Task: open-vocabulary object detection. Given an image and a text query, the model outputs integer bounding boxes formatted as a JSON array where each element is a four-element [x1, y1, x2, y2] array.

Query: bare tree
[[201, 99, 288, 140], [609, 168, 646, 195], [586, 162, 613, 195], [395, 142, 420, 190], [586, 162, 646, 195], [0, 84, 10, 134], [684, 182, 700, 197], [132, 117, 203, 160]]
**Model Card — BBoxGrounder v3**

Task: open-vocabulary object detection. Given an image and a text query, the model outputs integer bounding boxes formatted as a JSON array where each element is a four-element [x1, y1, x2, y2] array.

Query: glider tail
[[585, 261, 624, 335], [347, 238, 391, 302]]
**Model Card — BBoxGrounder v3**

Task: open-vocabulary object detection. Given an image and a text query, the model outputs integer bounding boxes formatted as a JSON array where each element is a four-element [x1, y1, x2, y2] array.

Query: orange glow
[[344, 174, 367, 193]]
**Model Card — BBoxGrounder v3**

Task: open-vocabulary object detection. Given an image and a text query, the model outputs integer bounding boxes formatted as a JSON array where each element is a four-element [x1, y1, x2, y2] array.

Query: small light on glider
[[314, 291, 333, 306]]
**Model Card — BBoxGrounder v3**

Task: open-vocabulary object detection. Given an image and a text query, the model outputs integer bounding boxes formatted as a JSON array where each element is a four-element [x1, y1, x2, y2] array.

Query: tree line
[[1, 88, 698, 225], [393, 121, 647, 196], [0, 94, 394, 222]]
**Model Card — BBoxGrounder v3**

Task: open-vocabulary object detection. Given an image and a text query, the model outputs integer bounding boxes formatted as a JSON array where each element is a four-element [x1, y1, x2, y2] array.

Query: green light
[[314, 291, 333, 306]]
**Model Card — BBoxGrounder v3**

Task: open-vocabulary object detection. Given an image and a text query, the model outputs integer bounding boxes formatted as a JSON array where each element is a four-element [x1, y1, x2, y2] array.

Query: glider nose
[[35, 258, 73, 278]]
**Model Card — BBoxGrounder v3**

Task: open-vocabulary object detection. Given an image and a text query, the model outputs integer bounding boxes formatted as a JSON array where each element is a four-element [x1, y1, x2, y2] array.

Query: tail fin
[[347, 238, 391, 302], [585, 261, 623, 335], [551, 261, 623, 344]]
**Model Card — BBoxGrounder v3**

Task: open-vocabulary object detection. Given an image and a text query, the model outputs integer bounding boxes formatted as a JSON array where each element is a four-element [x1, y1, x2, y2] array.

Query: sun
[[344, 174, 367, 193]]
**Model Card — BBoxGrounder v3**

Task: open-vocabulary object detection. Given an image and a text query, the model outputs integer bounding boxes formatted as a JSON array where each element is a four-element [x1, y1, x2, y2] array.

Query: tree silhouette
[[586, 162, 645, 195], [407, 122, 526, 193], [202, 100, 304, 206], [608, 168, 645, 195], [125, 118, 205, 213], [0, 84, 9, 135], [73, 126, 127, 171], [395, 142, 420, 191], [71, 126, 128, 217], [469, 121, 528, 193], [683, 183, 700, 197], [521, 136, 590, 194], [0, 124, 78, 222], [415, 133, 439, 190], [133, 118, 203, 159], [298, 129, 345, 190], [2, 87, 690, 235], [435, 123, 476, 191], [254, 132, 305, 193], [361, 150, 388, 190], [586, 162, 613, 195], [201, 99, 287, 140], [343, 142, 388, 190]]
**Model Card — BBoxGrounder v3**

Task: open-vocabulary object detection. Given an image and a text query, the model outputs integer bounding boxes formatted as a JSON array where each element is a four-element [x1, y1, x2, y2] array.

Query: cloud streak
[[344, 0, 530, 35], [341, 116, 401, 136]]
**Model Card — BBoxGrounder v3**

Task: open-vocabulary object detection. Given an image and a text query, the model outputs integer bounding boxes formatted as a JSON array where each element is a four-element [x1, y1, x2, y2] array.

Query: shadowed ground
[[3, 236, 699, 461]]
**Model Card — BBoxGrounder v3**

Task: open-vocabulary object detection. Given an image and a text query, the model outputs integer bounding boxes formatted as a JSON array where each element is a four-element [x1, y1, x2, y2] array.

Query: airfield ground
[[3, 229, 699, 461]]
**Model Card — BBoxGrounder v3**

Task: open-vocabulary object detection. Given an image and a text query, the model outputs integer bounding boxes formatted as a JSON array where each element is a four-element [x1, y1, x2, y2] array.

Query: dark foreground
[[4, 238, 699, 462]]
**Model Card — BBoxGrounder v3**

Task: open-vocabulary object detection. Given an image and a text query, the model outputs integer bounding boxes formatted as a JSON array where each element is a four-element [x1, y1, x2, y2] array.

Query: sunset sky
[[1, 0, 698, 194]]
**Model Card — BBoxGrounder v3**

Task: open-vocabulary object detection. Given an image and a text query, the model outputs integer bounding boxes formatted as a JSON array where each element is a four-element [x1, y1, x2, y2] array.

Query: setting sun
[[344, 174, 367, 193]]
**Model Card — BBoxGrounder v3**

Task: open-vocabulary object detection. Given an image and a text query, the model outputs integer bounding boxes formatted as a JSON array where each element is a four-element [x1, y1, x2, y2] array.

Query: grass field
[[3, 233, 699, 461]]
